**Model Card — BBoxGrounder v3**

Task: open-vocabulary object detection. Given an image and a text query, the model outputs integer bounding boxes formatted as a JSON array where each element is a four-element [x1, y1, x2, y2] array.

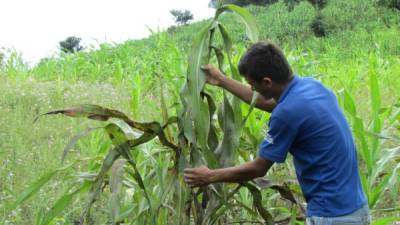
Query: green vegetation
[[0, 0, 399, 224]]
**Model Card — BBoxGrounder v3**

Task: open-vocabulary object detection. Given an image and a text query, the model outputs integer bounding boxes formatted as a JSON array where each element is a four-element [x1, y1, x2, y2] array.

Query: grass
[[0, 1, 399, 224]]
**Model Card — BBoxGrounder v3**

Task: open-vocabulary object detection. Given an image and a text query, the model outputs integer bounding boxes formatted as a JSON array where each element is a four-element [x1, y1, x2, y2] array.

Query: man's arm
[[184, 156, 274, 187], [202, 64, 276, 113]]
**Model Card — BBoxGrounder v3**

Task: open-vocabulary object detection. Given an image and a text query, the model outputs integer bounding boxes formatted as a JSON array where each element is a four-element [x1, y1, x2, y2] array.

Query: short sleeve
[[259, 116, 297, 163]]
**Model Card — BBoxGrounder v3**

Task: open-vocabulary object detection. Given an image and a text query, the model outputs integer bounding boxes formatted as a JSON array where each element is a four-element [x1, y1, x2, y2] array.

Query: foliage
[[170, 9, 194, 26], [2, 5, 306, 225], [1, 1, 400, 224], [337, 55, 400, 209], [310, 14, 328, 37], [375, 0, 400, 9], [209, 0, 278, 8], [59, 36, 84, 54]]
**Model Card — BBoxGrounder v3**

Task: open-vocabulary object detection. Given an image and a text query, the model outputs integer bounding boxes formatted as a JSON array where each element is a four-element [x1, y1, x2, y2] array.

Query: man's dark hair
[[238, 41, 293, 83]]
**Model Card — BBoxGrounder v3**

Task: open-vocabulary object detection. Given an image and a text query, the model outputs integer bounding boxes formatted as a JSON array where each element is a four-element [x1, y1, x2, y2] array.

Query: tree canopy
[[170, 9, 194, 26], [59, 36, 83, 53]]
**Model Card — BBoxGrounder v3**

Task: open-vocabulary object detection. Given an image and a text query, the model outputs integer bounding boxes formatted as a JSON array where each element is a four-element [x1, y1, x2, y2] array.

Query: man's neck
[[273, 75, 294, 102]]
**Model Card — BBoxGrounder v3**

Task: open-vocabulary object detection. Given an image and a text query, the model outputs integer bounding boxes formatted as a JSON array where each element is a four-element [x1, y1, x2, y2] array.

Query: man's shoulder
[[271, 100, 305, 127], [272, 76, 327, 123]]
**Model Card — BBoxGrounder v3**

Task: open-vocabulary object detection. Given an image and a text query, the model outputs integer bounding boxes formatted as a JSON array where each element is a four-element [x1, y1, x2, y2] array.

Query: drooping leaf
[[34, 104, 130, 122], [255, 178, 306, 216], [242, 182, 273, 225], [36, 105, 178, 150], [215, 4, 259, 43]]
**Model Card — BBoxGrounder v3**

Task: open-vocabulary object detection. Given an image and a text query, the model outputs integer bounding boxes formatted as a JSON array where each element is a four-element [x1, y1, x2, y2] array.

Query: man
[[184, 42, 370, 224]]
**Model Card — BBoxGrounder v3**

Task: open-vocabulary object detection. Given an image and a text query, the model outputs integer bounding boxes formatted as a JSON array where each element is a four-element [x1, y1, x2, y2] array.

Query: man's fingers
[[184, 168, 195, 173], [184, 178, 198, 187], [184, 174, 196, 180], [201, 64, 211, 70], [184, 178, 194, 184]]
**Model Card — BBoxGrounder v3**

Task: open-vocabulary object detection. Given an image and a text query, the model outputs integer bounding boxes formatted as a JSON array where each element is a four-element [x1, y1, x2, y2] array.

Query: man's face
[[245, 75, 274, 100]]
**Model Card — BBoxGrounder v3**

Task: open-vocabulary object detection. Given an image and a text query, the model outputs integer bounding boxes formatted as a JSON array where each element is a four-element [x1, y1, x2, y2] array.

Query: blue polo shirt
[[259, 76, 367, 217]]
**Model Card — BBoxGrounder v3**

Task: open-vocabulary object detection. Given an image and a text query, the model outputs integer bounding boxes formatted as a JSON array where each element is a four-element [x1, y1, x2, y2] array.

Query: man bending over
[[184, 42, 370, 225]]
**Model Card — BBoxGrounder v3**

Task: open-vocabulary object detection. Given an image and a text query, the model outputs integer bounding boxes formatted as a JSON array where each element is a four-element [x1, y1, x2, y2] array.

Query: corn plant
[[338, 54, 400, 209], [5, 5, 305, 225]]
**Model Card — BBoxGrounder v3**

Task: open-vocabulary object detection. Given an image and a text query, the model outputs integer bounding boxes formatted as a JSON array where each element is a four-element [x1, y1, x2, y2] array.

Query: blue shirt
[[259, 76, 367, 217]]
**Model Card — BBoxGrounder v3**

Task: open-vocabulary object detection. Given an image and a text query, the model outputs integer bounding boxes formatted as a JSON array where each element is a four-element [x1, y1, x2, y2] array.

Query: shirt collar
[[277, 75, 299, 104]]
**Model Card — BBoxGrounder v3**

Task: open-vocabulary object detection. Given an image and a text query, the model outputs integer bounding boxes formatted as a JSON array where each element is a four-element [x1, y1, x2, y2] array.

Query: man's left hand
[[184, 166, 213, 188]]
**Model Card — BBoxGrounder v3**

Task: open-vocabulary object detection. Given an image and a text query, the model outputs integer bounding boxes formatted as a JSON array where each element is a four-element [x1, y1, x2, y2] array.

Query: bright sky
[[0, 0, 215, 64]]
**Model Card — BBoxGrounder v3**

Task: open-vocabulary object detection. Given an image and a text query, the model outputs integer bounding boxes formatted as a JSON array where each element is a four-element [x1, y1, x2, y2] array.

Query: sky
[[0, 0, 215, 64]]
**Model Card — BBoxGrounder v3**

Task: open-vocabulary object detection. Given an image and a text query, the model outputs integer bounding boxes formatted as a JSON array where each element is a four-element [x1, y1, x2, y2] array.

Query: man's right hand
[[201, 64, 225, 87], [201, 64, 276, 112]]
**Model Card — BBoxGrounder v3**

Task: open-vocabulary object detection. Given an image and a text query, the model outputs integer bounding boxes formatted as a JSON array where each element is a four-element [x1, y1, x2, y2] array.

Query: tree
[[170, 9, 194, 26], [59, 36, 83, 53], [208, 0, 278, 8]]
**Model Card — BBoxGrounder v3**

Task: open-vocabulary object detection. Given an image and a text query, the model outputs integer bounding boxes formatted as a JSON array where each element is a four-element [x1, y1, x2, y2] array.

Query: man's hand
[[184, 166, 214, 187], [201, 64, 225, 86], [183, 157, 274, 188]]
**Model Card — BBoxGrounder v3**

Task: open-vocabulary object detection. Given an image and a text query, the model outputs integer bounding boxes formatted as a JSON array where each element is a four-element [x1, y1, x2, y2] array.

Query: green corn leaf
[[216, 95, 237, 167], [242, 91, 259, 126], [360, 174, 370, 205], [338, 88, 357, 116], [371, 217, 399, 225], [369, 55, 381, 117], [115, 205, 135, 223], [211, 46, 225, 71], [105, 121, 137, 146], [80, 147, 121, 223], [104, 122, 156, 224], [109, 159, 126, 225], [203, 184, 242, 223], [368, 175, 390, 208], [202, 92, 219, 152], [39, 183, 89, 225], [174, 173, 191, 225], [242, 182, 273, 225], [370, 147, 400, 185], [215, 4, 259, 43], [9, 164, 73, 212], [354, 116, 373, 173], [388, 163, 400, 202], [368, 56, 382, 158], [218, 23, 243, 132], [184, 20, 219, 168], [62, 126, 103, 163]]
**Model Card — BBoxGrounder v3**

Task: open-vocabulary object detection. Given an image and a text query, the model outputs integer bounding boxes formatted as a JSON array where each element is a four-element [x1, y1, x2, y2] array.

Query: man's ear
[[262, 76, 272, 87]]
